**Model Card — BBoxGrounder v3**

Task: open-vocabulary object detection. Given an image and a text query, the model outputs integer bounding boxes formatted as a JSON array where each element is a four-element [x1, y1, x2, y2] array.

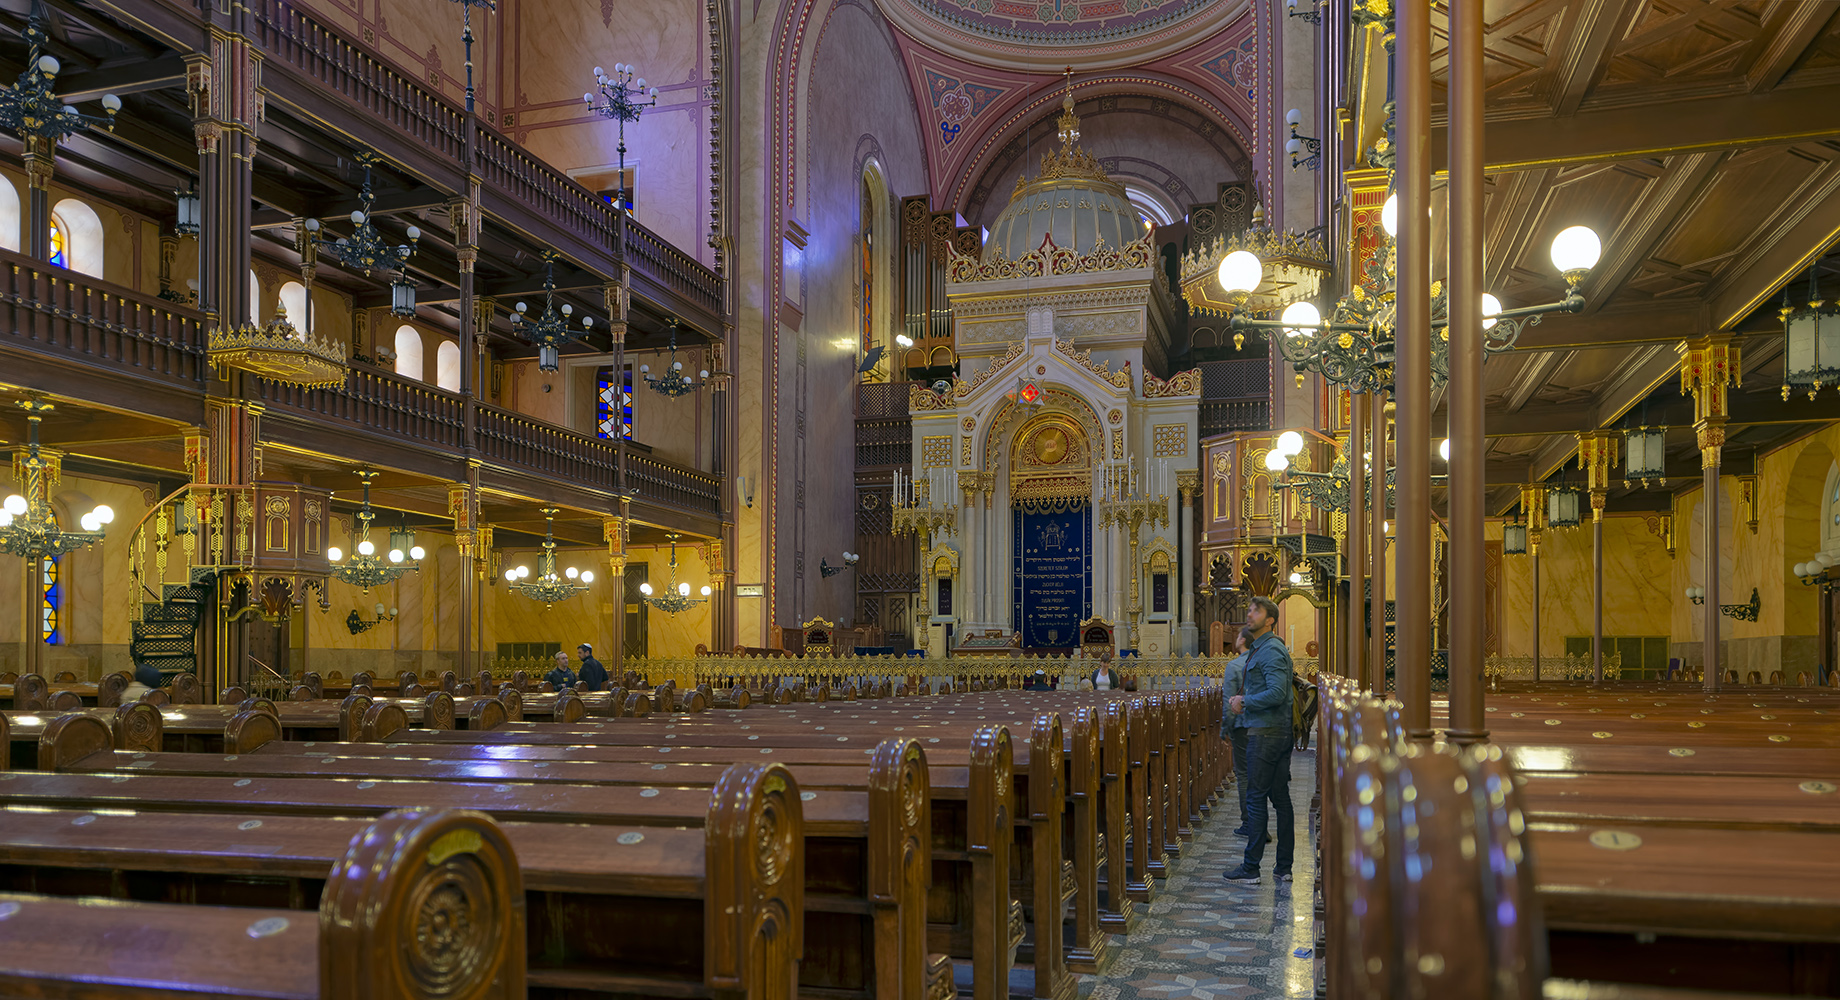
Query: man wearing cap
[[577, 643, 608, 692]]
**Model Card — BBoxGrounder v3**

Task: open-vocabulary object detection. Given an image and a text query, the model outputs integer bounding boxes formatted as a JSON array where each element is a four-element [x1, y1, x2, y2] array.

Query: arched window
[[0, 177, 20, 252], [41, 553, 59, 644], [49, 198, 103, 276], [278, 281, 309, 338], [249, 270, 261, 326], [395, 325, 424, 381], [435, 340, 461, 391]]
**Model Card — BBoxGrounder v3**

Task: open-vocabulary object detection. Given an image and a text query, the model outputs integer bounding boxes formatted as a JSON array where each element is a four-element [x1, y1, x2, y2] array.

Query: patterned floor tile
[[1076, 750, 1319, 1000]]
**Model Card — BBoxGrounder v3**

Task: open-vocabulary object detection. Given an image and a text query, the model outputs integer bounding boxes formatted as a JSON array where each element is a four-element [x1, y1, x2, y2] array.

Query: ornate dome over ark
[[982, 79, 1138, 264]]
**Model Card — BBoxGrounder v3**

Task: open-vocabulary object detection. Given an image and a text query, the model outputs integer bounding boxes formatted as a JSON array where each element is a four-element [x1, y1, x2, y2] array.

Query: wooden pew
[[0, 762, 804, 999], [27, 718, 940, 1000], [0, 807, 530, 999]]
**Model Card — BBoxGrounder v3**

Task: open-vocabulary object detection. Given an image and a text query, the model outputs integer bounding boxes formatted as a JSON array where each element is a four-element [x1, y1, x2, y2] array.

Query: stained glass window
[[41, 555, 59, 644], [861, 179, 873, 355], [597, 365, 633, 441], [48, 218, 67, 268]]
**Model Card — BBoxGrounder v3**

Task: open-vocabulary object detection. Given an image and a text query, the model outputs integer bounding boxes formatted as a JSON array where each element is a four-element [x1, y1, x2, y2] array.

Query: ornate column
[[1397, 0, 1435, 740], [1681, 336, 1739, 693], [450, 195, 480, 397], [1577, 432, 1619, 683], [1177, 469, 1200, 653], [22, 137, 52, 261], [710, 337, 735, 651], [1521, 484, 1547, 681], [606, 510, 629, 665], [187, 38, 260, 335], [1447, 0, 1487, 744], [449, 484, 478, 673], [959, 471, 981, 626]]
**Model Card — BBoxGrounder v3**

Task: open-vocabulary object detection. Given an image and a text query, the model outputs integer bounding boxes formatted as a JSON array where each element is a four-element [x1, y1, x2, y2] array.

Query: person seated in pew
[[577, 643, 608, 692], [1223, 595, 1295, 888], [1092, 651, 1121, 691], [122, 662, 161, 703], [545, 651, 578, 692], [1023, 669, 1052, 691], [1221, 626, 1255, 838]]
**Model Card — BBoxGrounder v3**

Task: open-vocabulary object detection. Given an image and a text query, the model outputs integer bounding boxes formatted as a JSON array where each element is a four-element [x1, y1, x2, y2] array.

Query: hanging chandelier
[[0, 400, 114, 560], [506, 508, 594, 607], [0, 13, 122, 145], [639, 532, 710, 614], [208, 303, 348, 390], [305, 153, 421, 277], [640, 319, 707, 397], [1780, 265, 1840, 400], [1178, 203, 1328, 325], [1219, 192, 1602, 393], [512, 252, 597, 372], [327, 471, 423, 593], [583, 63, 657, 212]]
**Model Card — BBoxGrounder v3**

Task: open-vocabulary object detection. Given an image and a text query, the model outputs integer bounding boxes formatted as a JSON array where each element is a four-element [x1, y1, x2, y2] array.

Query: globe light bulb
[[561, 304, 573, 315], [81, 513, 99, 532], [516, 565, 530, 578], [1381, 193, 1398, 238], [357, 539, 375, 556], [1276, 430, 1305, 456], [1279, 301, 1320, 338], [1797, 563, 1808, 578], [1216, 250, 1262, 294], [581, 571, 594, 583], [504, 568, 517, 581], [565, 567, 579, 579], [101, 94, 121, 113], [350, 210, 366, 225], [1289, 571, 1302, 584], [1819, 553, 1835, 568], [1481, 292, 1502, 331], [93, 505, 113, 524], [405, 226, 421, 241], [1264, 450, 1290, 472], [328, 546, 343, 562], [1550, 225, 1602, 274], [1439, 438, 1451, 462], [640, 582, 653, 595], [37, 55, 58, 76], [388, 548, 404, 563], [4, 495, 26, 515], [1285, 107, 1302, 126], [410, 545, 425, 560], [0, 511, 13, 527]]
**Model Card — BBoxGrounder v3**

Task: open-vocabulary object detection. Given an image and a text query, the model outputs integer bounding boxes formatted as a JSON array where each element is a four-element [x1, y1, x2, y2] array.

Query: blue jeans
[[1240, 730, 1294, 874], [1228, 726, 1249, 830]]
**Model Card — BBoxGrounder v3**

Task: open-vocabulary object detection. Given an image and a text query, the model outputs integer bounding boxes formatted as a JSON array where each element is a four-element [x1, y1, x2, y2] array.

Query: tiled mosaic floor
[[1079, 750, 1320, 1000]]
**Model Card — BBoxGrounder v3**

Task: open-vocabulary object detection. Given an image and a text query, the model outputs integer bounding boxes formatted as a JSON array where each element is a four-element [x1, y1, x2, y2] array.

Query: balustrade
[[257, 366, 466, 450], [0, 249, 206, 389]]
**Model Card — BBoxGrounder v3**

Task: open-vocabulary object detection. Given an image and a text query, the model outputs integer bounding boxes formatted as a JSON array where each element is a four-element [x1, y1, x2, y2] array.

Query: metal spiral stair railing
[[126, 484, 256, 683]]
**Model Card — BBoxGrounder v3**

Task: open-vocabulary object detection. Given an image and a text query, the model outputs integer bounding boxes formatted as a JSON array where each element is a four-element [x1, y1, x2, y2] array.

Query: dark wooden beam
[[1431, 86, 1840, 174], [52, 54, 185, 101], [1552, 0, 1639, 117], [1708, 161, 1840, 330], [1749, 2, 1839, 93]]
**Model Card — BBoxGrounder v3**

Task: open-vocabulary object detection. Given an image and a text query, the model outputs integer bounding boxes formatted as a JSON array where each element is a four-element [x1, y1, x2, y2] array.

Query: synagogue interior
[[0, 0, 1838, 996]]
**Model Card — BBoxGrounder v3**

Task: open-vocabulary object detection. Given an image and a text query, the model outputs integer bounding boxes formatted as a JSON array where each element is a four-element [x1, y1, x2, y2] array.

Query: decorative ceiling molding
[[872, 0, 1249, 71]]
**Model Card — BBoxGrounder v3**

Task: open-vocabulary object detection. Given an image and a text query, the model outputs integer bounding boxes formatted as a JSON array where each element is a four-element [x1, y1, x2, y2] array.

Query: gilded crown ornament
[[206, 304, 349, 390]]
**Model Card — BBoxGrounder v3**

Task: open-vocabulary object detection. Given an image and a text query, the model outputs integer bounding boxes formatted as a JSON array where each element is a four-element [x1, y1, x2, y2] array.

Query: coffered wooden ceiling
[[1345, 0, 1840, 512]]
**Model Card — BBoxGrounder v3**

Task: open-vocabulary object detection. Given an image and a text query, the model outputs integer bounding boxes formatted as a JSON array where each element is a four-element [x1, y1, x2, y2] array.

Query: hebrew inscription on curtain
[[1012, 498, 1091, 648]]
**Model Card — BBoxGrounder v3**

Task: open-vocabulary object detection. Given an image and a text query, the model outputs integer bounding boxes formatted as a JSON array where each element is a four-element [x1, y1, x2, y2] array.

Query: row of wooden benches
[[1317, 675, 1840, 998], [0, 684, 1230, 1000]]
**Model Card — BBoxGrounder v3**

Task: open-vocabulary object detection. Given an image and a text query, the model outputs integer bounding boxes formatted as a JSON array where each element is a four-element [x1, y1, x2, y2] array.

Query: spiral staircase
[[126, 486, 253, 684]]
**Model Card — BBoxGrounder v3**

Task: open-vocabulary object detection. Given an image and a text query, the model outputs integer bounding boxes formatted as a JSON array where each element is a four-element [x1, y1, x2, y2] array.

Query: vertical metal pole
[[1703, 461, 1722, 691], [1369, 392, 1388, 692], [1347, 390, 1367, 686], [1532, 538, 1542, 681], [1592, 504, 1605, 683], [1396, 0, 1433, 738], [1447, 0, 1487, 743]]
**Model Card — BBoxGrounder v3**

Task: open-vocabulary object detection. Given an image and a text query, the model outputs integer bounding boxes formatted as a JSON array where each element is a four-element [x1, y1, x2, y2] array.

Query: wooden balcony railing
[[247, 0, 466, 164], [475, 403, 618, 484], [0, 248, 206, 390], [626, 449, 722, 517], [243, 0, 721, 328], [256, 366, 466, 450]]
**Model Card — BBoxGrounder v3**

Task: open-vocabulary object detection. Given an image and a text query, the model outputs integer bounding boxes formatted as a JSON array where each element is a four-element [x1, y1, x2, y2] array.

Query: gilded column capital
[[1679, 336, 1740, 466], [1176, 468, 1200, 505], [1575, 431, 1619, 494]]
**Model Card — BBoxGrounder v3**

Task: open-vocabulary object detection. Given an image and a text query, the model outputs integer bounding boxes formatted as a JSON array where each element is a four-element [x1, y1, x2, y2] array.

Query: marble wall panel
[[1497, 514, 1673, 658]]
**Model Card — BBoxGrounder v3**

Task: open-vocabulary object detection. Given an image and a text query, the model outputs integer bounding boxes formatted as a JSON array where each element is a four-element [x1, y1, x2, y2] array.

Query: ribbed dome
[[983, 174, 1135, 263], [982, 81, 1135, 263]]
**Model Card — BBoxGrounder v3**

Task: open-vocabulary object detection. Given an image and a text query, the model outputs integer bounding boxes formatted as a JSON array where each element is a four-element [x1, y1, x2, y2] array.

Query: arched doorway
[[1009, 413, 1095, 648]]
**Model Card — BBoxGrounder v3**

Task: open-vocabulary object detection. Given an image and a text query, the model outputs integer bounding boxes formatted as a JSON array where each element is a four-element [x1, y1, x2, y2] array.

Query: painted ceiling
[[874, 0, 1248, 72]]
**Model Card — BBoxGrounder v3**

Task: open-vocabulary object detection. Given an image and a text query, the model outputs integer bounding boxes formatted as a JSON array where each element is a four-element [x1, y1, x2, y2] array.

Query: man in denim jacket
[[1221, 595, 1295, 886]]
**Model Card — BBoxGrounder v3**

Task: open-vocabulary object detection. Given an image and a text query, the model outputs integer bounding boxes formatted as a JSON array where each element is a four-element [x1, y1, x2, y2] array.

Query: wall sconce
[[739, 475, 754, 509], [820, 551, 860, 578], [1795, 553, 1833, 586], [1286, 0, 1322, 23], [1685, 586, 1760, 621], [1285, 108, 1320, 170], [346, 603, 398, 634]]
